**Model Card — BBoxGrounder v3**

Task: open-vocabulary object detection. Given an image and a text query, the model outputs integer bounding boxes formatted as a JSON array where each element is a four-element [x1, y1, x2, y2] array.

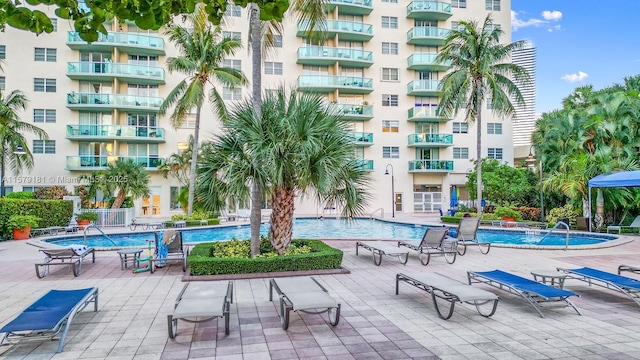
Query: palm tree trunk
[[187, 105, 202, 216], [476, 82, 483, 215], [112, 190, 126, 209], [269, 187, 295, 255], [249, 3, 263, 257]]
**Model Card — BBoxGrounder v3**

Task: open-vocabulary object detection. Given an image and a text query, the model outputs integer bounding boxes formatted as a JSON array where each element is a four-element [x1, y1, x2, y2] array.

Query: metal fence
[[82, 208, 135, 227]]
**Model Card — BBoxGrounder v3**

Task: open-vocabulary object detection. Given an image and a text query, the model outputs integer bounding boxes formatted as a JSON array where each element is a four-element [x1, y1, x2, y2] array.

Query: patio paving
[[1, 218, 640, 359]]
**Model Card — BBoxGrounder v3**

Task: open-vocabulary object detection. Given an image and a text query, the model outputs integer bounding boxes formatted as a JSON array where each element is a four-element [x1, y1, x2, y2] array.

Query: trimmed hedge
[[0, 199, 73, 240], [188, 239, 343, 275]]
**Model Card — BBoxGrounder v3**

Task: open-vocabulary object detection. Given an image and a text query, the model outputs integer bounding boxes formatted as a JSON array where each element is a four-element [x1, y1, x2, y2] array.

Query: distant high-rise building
[[512, 40, 536, 146]]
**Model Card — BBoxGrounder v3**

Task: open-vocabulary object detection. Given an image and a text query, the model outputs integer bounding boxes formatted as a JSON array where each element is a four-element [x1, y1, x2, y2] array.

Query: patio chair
[[168, 281, 233, 338], [356, 240, 409, 266], [0, 287, 98, 353], [607, 215, 640, 234], [35, 245, 96, 278], [618, 264, 640, 276], [150, 230, 188, 273], [397, 227, 456, 265], [450, 217, 490, 255], [557, 267, 640, 308], [467, 270, 581, 318], [269, 276, 340, 330]]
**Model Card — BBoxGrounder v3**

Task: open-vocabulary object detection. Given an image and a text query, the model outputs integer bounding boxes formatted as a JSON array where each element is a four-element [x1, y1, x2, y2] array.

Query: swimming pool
[[44, 218, 618, 249]]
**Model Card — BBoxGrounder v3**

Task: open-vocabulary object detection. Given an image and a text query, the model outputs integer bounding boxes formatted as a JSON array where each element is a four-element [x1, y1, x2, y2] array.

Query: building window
[[33, 140, 56, 154], [225, 4, 242, 16], [381, 68, 399, 81], [170, 186, 185, 210], [382, 94, 398, 106], [452, 0, 466, 8], [34, 48, 56, 62], [381, 42, 398, 55], [265, 62, 283, 75], [224, 59, 241, 71], [50, 18, 57, 32], [22, 186, 44, 192], [180, 113, 196, 128], [488, 148, 503, 160], [381, 16, 398, 29], [33, 109, 56, 123], [453, 147, 469, 159], [486, 97, 493, 109], [272, 35, 283, 47], [0, 76, 4, 90], [223, 87, 242, 101], [34, 78, 56, 92], [383, 146, 400, 159], [485, 0, 500, 11], [0, 45, 5, 59], [485, 24, 502, 32], [222, 31, 241, 40], [382, 120, 399, 133], [487, 123, 502, 135], [452, 122, 468, 134]]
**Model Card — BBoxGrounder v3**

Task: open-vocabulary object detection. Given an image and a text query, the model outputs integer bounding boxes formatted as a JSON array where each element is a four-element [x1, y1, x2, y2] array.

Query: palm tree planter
[[77, 212, 98, 229], [7, 215, 39, 240]]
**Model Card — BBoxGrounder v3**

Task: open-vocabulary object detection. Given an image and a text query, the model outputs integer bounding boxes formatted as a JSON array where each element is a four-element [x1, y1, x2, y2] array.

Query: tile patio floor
[[1, 217, 640, 359]]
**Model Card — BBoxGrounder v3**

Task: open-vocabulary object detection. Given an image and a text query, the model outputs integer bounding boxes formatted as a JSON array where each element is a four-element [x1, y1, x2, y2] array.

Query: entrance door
[[394, 193, 403, 213]]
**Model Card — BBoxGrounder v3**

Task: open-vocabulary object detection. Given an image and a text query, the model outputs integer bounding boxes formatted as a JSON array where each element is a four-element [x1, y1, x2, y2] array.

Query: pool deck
[[2, 213, 640, 359]]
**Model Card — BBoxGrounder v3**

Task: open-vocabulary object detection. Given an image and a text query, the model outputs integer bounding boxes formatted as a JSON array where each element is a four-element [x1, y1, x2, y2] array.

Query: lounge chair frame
[[467, 270, 581, 318], [398, 227, 456, 265], [618, 264, 640, 276], [452, 217, 490, 256], [0, 287, 98, 353], [396, 273, 499, 319], [269, 277, 340, 330], [167, 281, 233, 338], [149, 231, 188, 273], [356, 241, 409, 266], [557, 267, 640, 308], [35, 247, 96, 278]]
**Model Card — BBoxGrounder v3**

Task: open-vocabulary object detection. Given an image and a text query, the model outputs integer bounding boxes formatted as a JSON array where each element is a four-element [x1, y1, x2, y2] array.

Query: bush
[[494, 206, 522, 220], [7, 215, 40, 230], [34, 186, 71, 200], [0, 199, 73, 240], [546, 204, 577, 226], [4, 192, 35, 199], [77, 212, 99, 221], [514, 207, 541, 221], [188, 239, 343, 275]]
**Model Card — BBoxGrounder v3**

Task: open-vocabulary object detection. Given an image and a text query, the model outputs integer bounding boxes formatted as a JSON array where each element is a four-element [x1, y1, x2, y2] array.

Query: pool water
[[45, 218, 616, 248]]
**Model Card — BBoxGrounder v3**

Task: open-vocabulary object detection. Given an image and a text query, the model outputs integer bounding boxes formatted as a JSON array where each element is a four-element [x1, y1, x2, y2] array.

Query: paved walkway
[[1, 217, 640, 359]]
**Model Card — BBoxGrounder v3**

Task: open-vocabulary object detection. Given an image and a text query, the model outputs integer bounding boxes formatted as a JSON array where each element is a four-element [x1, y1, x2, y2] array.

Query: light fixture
[[385, 164, 395, 218]]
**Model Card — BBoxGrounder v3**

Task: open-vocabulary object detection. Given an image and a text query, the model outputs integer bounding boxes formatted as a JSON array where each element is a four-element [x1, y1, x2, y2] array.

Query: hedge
[[188, 239, 344, 275], [0, 199, 74, 240]]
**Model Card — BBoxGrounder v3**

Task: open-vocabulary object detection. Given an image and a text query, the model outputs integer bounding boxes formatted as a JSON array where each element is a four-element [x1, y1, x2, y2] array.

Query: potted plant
[[7, 215, 40, 240], [77, 212, 98, 229], [494, 206, 521, 224]]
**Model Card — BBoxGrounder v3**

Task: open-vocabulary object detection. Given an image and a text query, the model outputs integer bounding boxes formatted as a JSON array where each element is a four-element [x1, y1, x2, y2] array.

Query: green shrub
[[7, 215, 40, 230], [4, 192, 35, 199], [188, 239, 343, 275], [494, 206, 522, 220], [172, 212, 221, 225], [0, 199, 73, 240], [546, 204, 577, 226], [34, 186, 71, 200], [514, 207, 541, 221], [77, 212, 99, 221]]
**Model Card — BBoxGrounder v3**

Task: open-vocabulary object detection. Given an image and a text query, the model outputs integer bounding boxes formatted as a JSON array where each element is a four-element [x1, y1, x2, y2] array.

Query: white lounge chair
[[450, 217, 490, 255], [35, 246, 96, 278], [168, 281, 233, 338], [607, 215, 640, 234], [356, 241, 409, 266], [397, 227, 455, 265]]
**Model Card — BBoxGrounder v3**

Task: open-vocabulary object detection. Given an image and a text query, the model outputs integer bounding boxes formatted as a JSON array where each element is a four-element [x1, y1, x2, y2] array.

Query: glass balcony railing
[[66, 156, 164, 170], [408, 160, 454, 171], [356, 159, 374, 171], [298, 47, 373, 62], [326, 0, 373, 14], [350, 132, 373, 145], [407, 27, 450, 45], [408, 133, 453, 146], [67, 31, 164, 50], [328, 0, 373, 7], [407, 53, 450, 70], [330, 103, 373, 117], [298, 20, 373, 40], [66, 93, 163, 109], [298, 75, 373, 89], [66, 125, 165, 140], [407, 79, 441, 94], [407, 1, 452, 18], [67, 62, 164, 81], [407, 106, 452, 121]]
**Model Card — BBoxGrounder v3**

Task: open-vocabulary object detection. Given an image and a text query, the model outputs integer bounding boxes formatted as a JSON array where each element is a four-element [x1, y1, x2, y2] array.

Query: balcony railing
[[66, 125, 165, 141], [297, 47, 373, 67], [350, 132, 373, 145], [407, 106, 452, 122], [67, 31, 165, 54], [67, 62, 165, 83], [407, 53, 451, 71], [330, 103, 374, 120], [356, 159, 374, 171], [407, 133, 453, 146], [408, 160, 454, 172], [407, 79, 441, 95], [407, 27, 450, 45], [298, 20, 373, 41], [298, 75, 373, 94], [66, 92, 163, 111], [406, 1, 453, 20], [326, 0, 373, 15], [66, 156, 164, 170]]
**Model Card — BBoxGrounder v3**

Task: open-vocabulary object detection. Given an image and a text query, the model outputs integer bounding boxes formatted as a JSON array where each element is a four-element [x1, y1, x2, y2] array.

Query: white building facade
[[511, 39, 536, 147]]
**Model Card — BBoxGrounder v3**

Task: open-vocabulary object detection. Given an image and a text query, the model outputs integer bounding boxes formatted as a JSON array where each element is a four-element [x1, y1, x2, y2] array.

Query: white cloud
[[512, 10, 563, 32], [542, 10, 562, 21], [561, 71, 589, 83]]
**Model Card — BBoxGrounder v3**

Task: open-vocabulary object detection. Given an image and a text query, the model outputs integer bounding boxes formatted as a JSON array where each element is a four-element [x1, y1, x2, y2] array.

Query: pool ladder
[[538, 221, 570, 250], [83, 222, 117, 247]]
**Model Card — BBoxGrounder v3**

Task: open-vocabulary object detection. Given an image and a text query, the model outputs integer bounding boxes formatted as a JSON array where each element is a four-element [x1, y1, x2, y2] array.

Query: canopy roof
[[588, 170, 640, 188]]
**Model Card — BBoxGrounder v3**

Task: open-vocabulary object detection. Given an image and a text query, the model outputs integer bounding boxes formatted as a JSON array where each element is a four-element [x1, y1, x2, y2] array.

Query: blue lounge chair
[[557, 267, 640, 308], [467, 270, 581, 318], [0, 287, 98, 352]]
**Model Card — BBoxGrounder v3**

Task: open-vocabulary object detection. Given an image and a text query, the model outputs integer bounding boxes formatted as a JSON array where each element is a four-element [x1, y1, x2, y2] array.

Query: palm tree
[[160, 5, 246, 216], [158, 135, 195, 186], [435, 14, 530, 214], [102, 158, 150, 209], [197, 88, 371, 254], [0, 89, 48, 183]]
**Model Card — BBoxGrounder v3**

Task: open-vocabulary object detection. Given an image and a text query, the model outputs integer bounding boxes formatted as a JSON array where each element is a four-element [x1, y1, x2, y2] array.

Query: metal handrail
[[539, 221, 570, 250], [83, 222, 116, 247], [369, 208, 384, 219]]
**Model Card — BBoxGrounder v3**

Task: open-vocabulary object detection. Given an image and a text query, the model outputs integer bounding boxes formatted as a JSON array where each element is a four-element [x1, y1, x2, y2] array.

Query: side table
[[117, 248, 144, 270], [531, 269, 568, 289]]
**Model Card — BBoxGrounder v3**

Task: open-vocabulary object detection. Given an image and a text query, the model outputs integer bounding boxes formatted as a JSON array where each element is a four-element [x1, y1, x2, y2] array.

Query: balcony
[[325, 0, 373, 15], [330, 103, 373, 121], [407, 107, 452, 122], [356, 159, 374, 171], [407, 79, 441, 96], [406, 1, 452, 21], [66, 125, 165, 142], [66, 156, 164, 171], [67, 31, 165, 55], [298, 75, 373, 94], [407, 27, 450, 46], [407, 133, 453, 147], [66, 93, 163, 112], [407, 53, 451, 71], [67, 62, 165, 85], [408, 159, 454, 173], [350, 132, 373, 146], [298, 20, 373, 42], [297, 47, 373, 68]]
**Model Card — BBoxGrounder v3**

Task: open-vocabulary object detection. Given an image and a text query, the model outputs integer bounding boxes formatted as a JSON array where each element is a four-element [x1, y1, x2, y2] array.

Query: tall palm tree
[[0, 89, 48, 181], [158, 134, 195, 186], [160, 5, 247, 216], [435, 14, 530, 214], [102, 158, 150, 209], [197, 88, 371, 254]]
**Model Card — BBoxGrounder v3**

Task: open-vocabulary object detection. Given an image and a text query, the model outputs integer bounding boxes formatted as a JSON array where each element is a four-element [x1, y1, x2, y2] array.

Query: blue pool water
[[45, 218, 616, 248]]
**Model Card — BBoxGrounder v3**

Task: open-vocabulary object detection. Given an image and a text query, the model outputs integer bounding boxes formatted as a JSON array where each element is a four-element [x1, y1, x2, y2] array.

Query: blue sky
[[511, 0, 640, 115]]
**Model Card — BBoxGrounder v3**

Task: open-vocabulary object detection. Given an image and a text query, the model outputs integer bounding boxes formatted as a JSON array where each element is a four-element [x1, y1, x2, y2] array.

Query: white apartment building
[[511, 39, 536, 147], [0, 0, 513, 218]]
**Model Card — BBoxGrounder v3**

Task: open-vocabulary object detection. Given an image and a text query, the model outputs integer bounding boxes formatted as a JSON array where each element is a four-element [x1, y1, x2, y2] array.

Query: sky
[[510, 0, 640, 115]]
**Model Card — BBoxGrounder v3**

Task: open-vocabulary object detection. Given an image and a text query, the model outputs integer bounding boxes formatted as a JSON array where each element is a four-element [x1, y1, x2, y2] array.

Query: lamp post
[[384, 164, 395, 218], [1, 144, 26, 198], [526, 145, 544, 222]]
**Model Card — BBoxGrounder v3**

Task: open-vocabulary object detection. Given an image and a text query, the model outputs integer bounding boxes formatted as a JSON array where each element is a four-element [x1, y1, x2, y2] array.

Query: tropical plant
[[100, 158, 150, 209], [435, 14, 530, 215], [158, 135, 194, 186], [77, 212, 98, 222], [33, 186, 71, 200], [160, 6, 246, 216], [197, 88, 371, 255], [466, 159, 536, 207], [7, 214, 39, 231]]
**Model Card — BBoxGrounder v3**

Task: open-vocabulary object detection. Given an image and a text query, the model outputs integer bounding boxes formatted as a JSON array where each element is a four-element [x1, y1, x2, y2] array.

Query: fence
[[82, 208, 135, 227]]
